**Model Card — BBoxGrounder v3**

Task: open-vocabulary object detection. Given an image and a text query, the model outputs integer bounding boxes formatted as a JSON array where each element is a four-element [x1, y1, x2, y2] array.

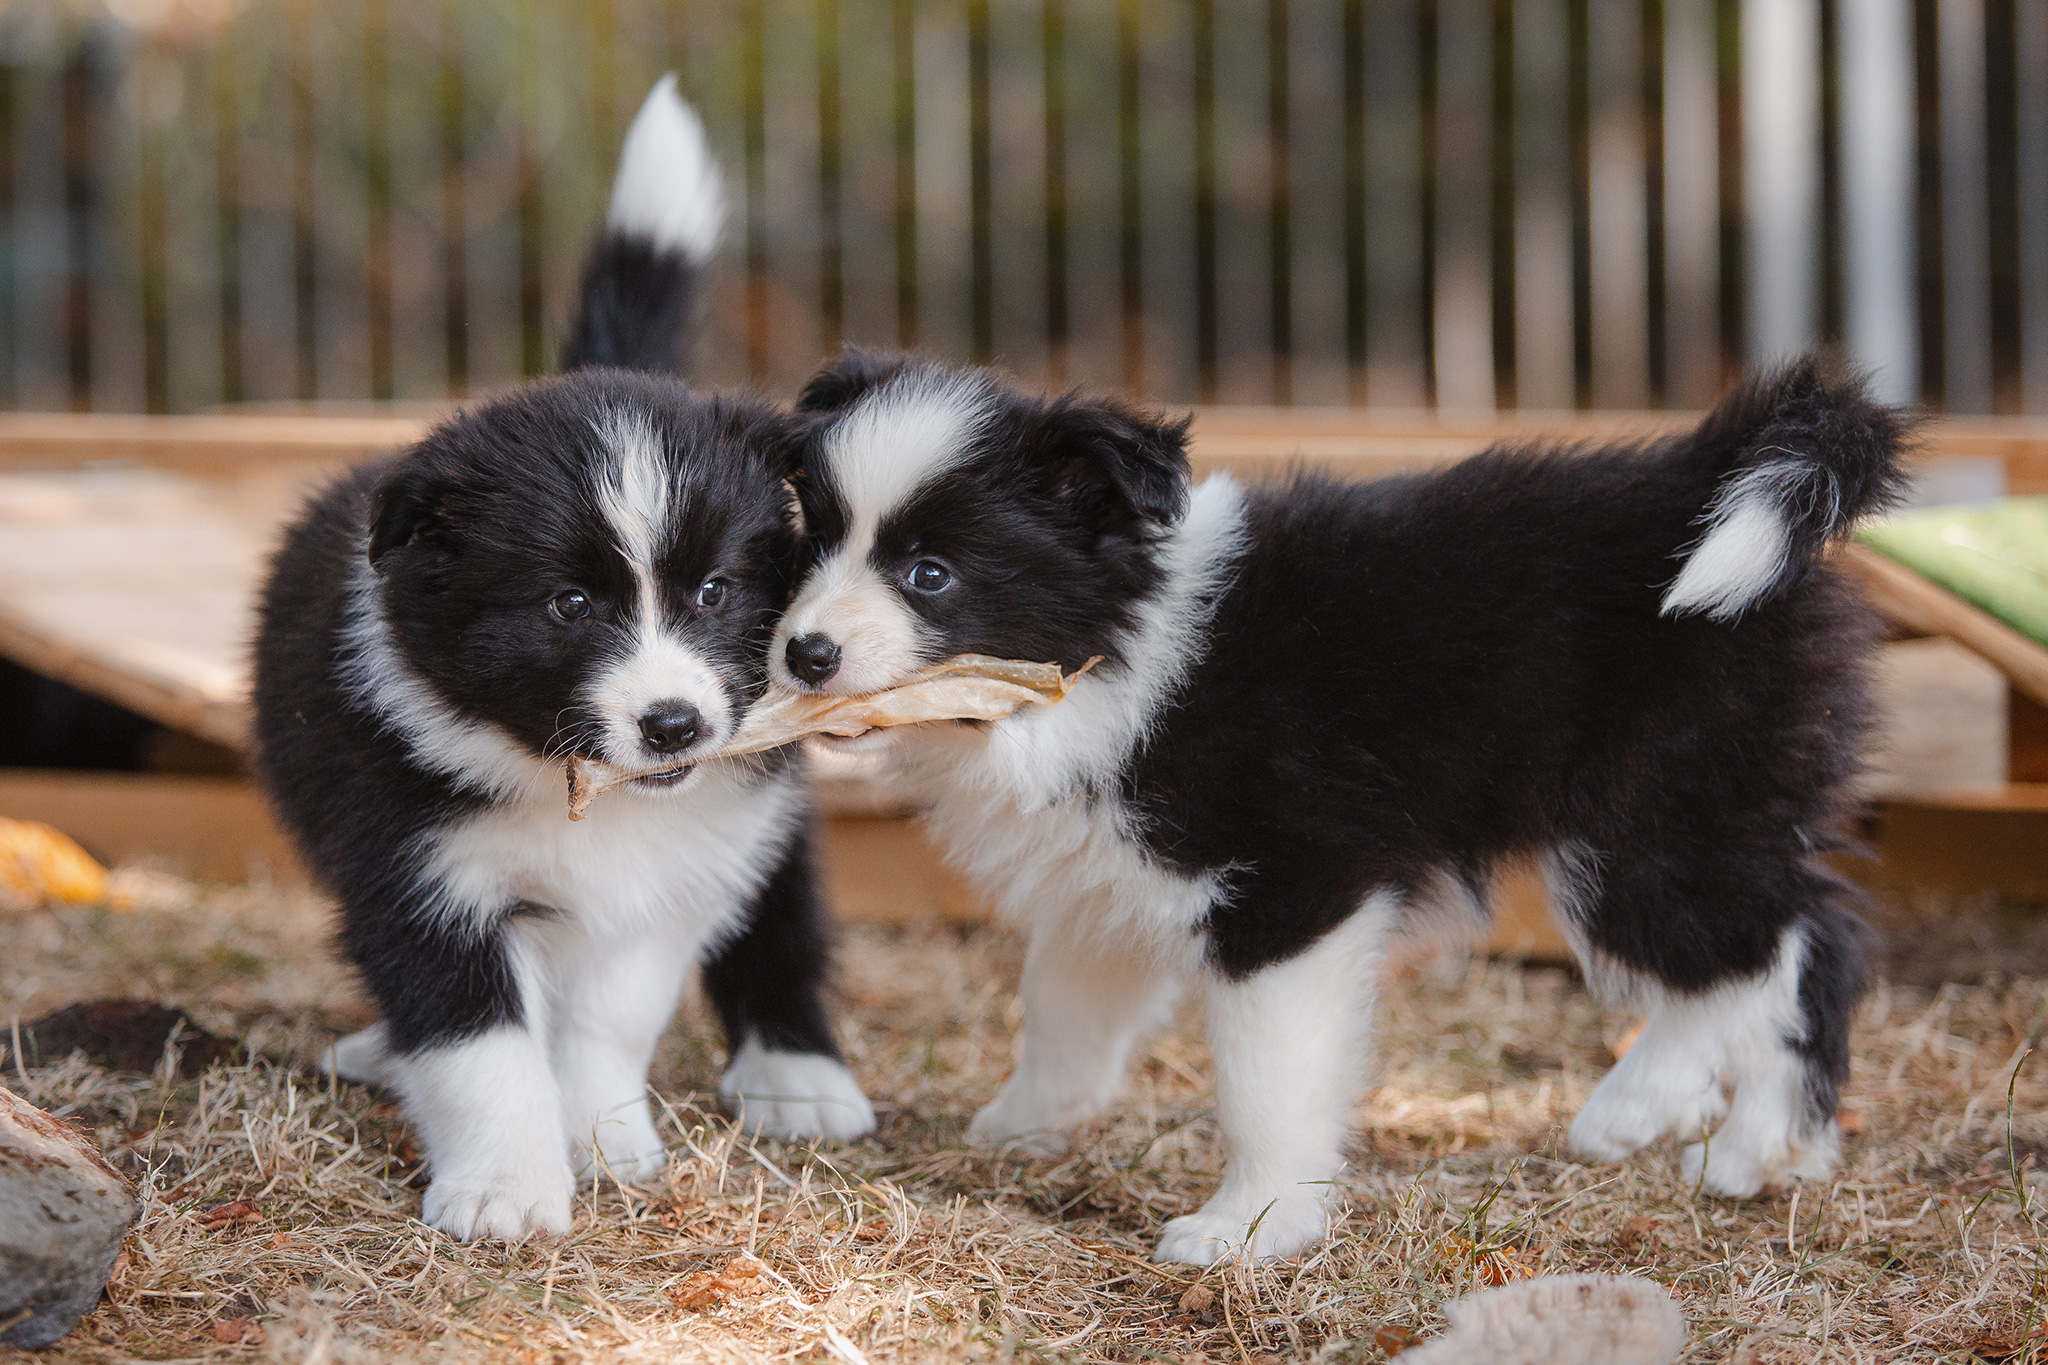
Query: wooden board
[[1837, 542, 2048, 710]]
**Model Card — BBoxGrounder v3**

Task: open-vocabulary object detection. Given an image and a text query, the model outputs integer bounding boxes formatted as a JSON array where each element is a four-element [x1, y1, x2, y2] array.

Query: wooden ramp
[[2, 409, 2045, 945]]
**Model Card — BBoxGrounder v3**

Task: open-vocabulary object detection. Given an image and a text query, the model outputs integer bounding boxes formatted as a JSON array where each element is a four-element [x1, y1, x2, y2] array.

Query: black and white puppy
[[769, 352, 1905, 1264], [253, 79, 872, 1242]]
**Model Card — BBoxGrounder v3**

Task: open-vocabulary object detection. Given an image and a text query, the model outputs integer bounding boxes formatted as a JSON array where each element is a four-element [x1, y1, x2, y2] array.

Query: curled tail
[[1660, 357, 1915, 622], [560, 74, 725, 376]]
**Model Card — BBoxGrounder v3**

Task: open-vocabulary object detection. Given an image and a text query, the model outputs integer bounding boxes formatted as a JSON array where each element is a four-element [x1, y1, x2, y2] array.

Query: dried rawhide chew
[[565, 654, 1097, 820]]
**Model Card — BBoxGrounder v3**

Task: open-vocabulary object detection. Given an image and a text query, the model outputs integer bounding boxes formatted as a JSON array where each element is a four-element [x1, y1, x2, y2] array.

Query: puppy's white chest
[[427, 771, 800, 938], [918, 770, 1219, 950]]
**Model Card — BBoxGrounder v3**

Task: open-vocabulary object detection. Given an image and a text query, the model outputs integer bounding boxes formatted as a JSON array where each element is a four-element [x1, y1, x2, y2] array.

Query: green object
[[1856, 497, 2048, 646]]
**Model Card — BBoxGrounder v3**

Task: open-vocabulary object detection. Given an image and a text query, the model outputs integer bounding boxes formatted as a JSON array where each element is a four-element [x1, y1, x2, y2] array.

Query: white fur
[[595, 407, 672, 571], [585, 405, 736, 762], [338, 558, 542, 801], [968, 903, 1191, 1156], [606, 74, 724, 265], [422, 763, 803, 939], [1660, 458, 1833, 622], [772, 371, 997, 694], [323, 1022, 396, 1086], [1397, 1274, 1687, 1365], [550, 929, 699, 1182], [1154, 897, 1396, 1265], [394, 1019, 576, 1241], [719, 1036, 877, 1140], [1547, 847, 1838, 1197]]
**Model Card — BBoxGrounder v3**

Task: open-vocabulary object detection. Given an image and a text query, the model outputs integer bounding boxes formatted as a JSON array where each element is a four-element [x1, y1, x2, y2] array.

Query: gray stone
[[0, 1086, 138, 1350]]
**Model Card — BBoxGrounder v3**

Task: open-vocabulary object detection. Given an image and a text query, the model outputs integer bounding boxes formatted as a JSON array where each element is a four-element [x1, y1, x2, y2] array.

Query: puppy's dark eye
[[548, 589, 591, 623], [906, 560, 951, 593], [695, 577, 727, 609]]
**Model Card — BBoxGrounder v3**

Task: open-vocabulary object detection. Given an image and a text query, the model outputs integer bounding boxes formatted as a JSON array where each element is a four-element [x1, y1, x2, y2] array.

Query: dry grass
[[6, 879, 2048, 1364]]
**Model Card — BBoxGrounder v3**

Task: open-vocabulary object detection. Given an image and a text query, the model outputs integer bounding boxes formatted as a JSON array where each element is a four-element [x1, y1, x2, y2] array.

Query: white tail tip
[[1660, 463, 1803, 622], [607, 74, 725, 265]]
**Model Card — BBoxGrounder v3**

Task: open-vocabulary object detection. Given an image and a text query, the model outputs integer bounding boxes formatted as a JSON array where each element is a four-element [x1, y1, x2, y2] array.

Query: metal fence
[[2, 0, 2044, 415]]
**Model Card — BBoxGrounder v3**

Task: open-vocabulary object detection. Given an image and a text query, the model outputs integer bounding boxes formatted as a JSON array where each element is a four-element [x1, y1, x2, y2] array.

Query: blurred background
[[2, 0, 2043, 416]]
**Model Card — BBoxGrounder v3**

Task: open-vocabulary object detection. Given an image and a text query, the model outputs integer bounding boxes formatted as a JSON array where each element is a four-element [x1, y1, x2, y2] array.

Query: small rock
[[0, 1086, 140, 1349], [12, 999, 225, 1078], [1178, 1283, 1215, 1314]]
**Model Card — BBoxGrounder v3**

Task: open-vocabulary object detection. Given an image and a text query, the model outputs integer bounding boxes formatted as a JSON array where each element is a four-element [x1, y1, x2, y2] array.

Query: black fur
[[793, 353, 1907, 1135], [254, 136, 845, 1082]]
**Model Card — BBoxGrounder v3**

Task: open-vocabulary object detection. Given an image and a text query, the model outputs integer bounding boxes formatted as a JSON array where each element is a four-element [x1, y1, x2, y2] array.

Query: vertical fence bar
[[742, 0, 766, 380], [668, 0, 691, 84], [1819, 0, 1844, 345], [1044, 0, 1068, 385], [1985, 0, 2020, 411], [1913, 0, 1944, 406], [440, 0, 468, 394], [1192, 0, 1216, 399], [1715, 0, 1744, 383], [1568, 0, 1591, 406], [138, 51, 168, 414], [1420, 0, 1439, 407], [1267, 0, 1291, 403], [1342, 0, 1366, 403], [893, 0, 918, 348], [818, 0, 843, 355], [214, 23, 244, 405], [366, 0, 393, 401], [1492, 0, 1517, 407], [290, 0, 319, 400], [516, 0, 545, 378], [1642, 0, 1667, 403], [0, 61, 14, 408], [969, 0, 992, 362], [62, 42, 96, 412], [590, 0, 617, 154], [1119, 0, 1143, 394]]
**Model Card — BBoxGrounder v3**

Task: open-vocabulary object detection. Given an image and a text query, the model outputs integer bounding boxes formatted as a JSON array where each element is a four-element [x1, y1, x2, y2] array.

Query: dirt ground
[[6, 875, 2048, 1364]]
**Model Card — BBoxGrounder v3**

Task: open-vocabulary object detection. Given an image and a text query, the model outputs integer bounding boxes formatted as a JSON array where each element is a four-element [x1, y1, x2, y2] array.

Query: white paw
[[1681, 1119, 1840, 1197], [324, 1023, 395, 1086], [1154, 1188, 1330, 1265], [1568, 1055, 1726, 1163], [421, 1162, 574, 1241], [966, 1093, 1076, 1157], [719, 1042, 875, 1141]]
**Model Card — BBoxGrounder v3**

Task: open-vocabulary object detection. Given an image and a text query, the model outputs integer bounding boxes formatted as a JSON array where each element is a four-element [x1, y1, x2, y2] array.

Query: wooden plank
[[0, 771, 303, 885], [1837, 542, 2048, 709], [0, 411, 425, 476]]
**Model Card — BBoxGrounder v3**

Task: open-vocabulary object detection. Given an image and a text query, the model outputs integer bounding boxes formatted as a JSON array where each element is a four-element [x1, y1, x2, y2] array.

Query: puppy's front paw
[[1154, 1189, 1329, 1265], [719, 1044, 875, 1141], [966, 1097, 1072, 1157], [421, 1163, 574, 1241]]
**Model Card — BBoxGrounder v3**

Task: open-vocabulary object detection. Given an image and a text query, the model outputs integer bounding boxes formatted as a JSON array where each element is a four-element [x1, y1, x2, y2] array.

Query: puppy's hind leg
[[1553, 844, 1865, 1197], [968, 908, 1188, 1157]]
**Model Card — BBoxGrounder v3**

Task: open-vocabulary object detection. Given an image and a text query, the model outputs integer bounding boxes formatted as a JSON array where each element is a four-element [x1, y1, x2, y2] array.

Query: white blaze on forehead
[[586, 405, 732, 765], [820, 368, 994, 531], [772, 370, 994, 693], [595, 407, 672, 571]]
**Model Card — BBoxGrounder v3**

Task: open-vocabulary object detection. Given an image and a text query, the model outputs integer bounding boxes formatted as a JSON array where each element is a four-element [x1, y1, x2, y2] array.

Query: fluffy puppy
[[769, 351, 1906, 1264], [253, 80, 872, 1242]]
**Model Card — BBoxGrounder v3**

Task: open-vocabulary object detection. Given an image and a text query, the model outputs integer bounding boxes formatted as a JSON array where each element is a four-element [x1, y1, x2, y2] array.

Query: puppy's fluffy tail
[[1659, 357, 1915, 622], [560, 74, 725, 376]]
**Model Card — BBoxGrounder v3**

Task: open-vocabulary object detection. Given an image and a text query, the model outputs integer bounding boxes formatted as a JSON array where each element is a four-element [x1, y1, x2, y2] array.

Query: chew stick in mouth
[[564, 654, 1098, 820]]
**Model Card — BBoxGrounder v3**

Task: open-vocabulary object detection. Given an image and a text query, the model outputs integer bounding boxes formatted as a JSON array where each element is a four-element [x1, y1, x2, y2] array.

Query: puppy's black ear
[[1036, 395, 1192, 528], [796, 348, 917, 416], [367, 463, 452, 566]]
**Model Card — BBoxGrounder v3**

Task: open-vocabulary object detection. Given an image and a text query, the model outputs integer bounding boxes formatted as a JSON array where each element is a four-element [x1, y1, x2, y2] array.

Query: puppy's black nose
[[638, 701, 701, 755], [785, 633, 843, 686]]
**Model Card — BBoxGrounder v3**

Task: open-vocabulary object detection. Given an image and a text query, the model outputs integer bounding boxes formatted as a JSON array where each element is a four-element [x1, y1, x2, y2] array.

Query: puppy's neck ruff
[[902, 475, 1250, 814], [338, 554, 546, 802]]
